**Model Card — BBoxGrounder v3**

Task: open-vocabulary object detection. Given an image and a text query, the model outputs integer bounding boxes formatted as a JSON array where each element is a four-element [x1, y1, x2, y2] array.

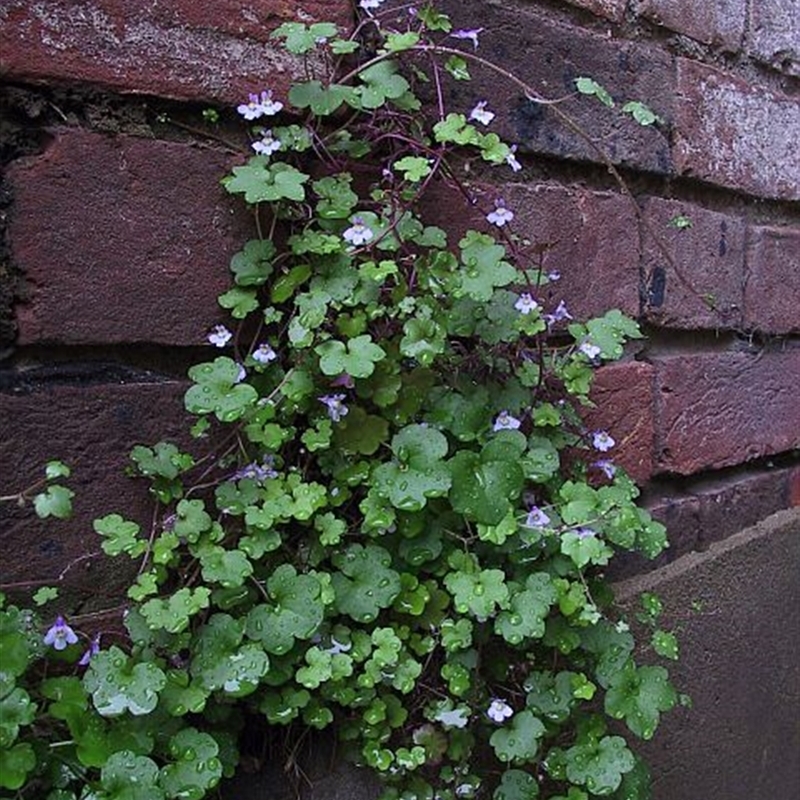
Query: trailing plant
[[0, 3, 684, 799]]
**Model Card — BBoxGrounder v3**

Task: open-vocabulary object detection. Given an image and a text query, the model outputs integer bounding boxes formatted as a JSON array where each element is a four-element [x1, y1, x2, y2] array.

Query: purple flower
[[451, 28, 484, 50], [594, 459, 616, 479], [514, 293, 539, 315], [359, 0, 385, 9], [574, 527, 596, 540], [486, 199, 514, 227], [237, 90, 283, 120], [78, 635, 101, 666], [524, 506, 551, 528], [252, 343, 277, 364], [505, 145, 522, 173], [251, 128, 281, 156], [44, 616, 78, 651], [548, 270, 561, 282], [487, 698, 514, 722], [469, 101, 495, 126], [342, 216, 374, 246], [320, 394, 349, 422], [208, 325, 232, 348], [592, 431, 615, 452], [545, 300, 572, 326], [493, 411, 521, 432], [234, 363, 247, 383], [579, 341, 601, 360], [233, 457, 277, 483]]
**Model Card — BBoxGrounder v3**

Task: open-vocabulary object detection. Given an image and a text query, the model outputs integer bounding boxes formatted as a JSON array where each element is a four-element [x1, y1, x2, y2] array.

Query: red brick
[[744, 225, 800, 334], [586, 361, 655, 484], [0, 380, 189, 588], [749, 0, 800, 77], [673, 59, 800, 201], [637, 0, 746, 50], [560, 0, 627, 22], [641, 197, 745, 329], [8, 129, 252, 346], [653, 348, 800, 475], [436, 0, 674, 174], [0, 0, 351, 104]]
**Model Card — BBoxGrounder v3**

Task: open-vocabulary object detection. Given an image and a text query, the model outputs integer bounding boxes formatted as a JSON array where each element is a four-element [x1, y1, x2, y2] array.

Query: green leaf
[[433, 113, 480, 145], [140, 587, 211, 634], [372, 425, 451, 511], [565, 736, 635, 795], [197, 545, 253, 588], [45, 460, 71, 480], [33, 484, 74, 519], [245, 565, 323, 655], [448, 450, 524, 526], [32, 586, 59, 606], [0, 743, 36, 790], [400, 316, 446, 366], [604, 662, 677, 739], [229, 239, 276, 286], [218, 286, 259, 319], [97, 751, 164, 800], [393, 156, 432, 182], [334, 407, 390, 456], [94, 514, 144, 558], [575, 77, 614, 107], [445, 566, 509, 622], [84, 646, 167, 716], [331, 544, 401, 623], [356, 61, 411, 109], [384, 31, 421, 52], [289, 80, 358, 115], [160, 728, 223, 799], [651, 630, 679, 661], [622, 100, 659, 126], [271, 21, 338, 54], [315, 334, 386, 378], [222, 157, 309, 204], [185, 357, 258, 422], [0, 686, 35, 747], [191, 614, 269, 696], [457, 231, 517, 301], [495, 573, 557, 644], [490, 710, 546, 763], [494, 769, 540, 800]]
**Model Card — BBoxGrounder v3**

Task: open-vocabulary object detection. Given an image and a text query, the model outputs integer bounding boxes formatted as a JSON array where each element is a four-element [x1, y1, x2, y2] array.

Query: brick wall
[[1, 0, 798, 591]]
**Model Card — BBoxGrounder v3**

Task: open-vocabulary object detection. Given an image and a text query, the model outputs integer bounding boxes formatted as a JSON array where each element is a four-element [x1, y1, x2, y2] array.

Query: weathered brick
[[744, 225, 800, 334], [653, 348, 800, 475], [586, 361, 655, 484], [641, 197, 745, 329], [436, 0, 674, 174], [749, 0, 800, 76], [673, 59, 800, 201], [0, 0, 351, 103], [636, 0, 746, 50], [0, 380, 189, 587], [559, 0, 627, 22], [8, 129, 253, 346]]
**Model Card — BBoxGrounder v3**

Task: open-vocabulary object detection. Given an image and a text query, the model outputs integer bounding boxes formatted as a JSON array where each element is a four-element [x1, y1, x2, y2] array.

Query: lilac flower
[[574, 527, 596, 540], [505, 144, 522, 172], [486, 199, 514, 227], [469, 101, 495, 126], [594, 459, 616, 479], [514, 293, 539, 315], [359, 0, 385, 9], [320, 394, 349, 422], [236, 90, 283, 120], [252, 343, 277, 364], [592, 431, 615, 452], [78, 635, 101, 666], [234, 458, 278, 483], [208, 324, 232, 348], [524, 506, 551, 528], [487, 698, 514, 723], [324, 638, 352, 655], [342, 216, 374, 246], [493, 411, 521, 432], [44, 616, 78, 651], [251, 128, 282, 156], [545, 300, 572, 326], [451, 27, 484, 50], [579, 341, 601, 360], [234, 363, 247, 383], [548, 270, 561, 282]]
